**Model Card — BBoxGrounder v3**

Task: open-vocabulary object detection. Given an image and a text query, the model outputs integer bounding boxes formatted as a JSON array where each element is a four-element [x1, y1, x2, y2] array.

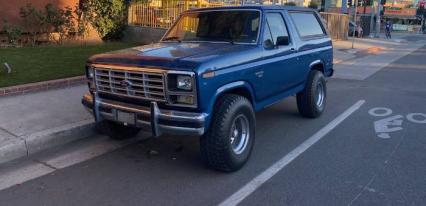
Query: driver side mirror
[[263, 39, 274, 49], [276, 36, 289, 46]]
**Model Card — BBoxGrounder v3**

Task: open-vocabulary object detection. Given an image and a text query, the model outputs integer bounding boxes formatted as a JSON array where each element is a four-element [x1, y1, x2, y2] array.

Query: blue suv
[[82, 6, 333, 172]]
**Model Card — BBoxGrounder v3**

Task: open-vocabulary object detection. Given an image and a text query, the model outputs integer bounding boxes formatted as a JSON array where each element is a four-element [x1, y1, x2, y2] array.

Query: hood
[[88, 42, 258, 71]]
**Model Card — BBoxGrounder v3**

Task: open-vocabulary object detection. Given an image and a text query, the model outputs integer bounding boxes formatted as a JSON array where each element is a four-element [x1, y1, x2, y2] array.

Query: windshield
[[162, 10, 260, 44]]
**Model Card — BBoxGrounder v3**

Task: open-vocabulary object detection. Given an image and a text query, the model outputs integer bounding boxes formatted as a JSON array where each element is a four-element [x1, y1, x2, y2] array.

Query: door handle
[[255, 71, 264, 78], [290, 48, 296, 51]]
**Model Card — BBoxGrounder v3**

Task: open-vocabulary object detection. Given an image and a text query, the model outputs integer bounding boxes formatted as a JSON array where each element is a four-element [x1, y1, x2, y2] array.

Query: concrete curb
[[0, 119, 95, 164], [0, 76, 86, 97]]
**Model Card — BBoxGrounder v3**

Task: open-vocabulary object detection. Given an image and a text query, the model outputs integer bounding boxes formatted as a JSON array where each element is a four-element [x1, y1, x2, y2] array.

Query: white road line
[[219, 100, 366, 206]]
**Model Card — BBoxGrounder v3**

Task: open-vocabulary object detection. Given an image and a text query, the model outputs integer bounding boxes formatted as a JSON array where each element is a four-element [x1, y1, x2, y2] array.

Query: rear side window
[[289, 12, 325, 38]]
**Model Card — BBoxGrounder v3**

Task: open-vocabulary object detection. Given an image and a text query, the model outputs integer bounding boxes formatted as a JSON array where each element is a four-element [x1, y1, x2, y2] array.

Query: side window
[[264, 13, 289, 44], [263, 22, 273, 43], [289, 12, 325, 38]]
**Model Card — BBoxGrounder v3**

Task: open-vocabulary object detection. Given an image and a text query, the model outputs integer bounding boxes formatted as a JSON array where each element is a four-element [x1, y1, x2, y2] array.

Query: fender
[[309, 59, 333, 77], [204, 81, 256, 129], [309, 59, 324, 70]]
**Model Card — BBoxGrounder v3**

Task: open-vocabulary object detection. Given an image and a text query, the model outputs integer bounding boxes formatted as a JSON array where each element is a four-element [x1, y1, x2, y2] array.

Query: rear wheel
[[96, 120, 141, 140], [297, 70, 327, 118], [200, 94, 255, 172]]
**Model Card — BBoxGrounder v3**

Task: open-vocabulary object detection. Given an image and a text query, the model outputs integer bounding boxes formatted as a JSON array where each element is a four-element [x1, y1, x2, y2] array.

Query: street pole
[[369, 2, 375, 37], [375, 1, 382, 37], [352, 0, 358, 49]]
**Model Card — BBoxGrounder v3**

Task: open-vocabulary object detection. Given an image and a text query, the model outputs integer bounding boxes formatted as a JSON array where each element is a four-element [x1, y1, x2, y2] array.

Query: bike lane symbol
[[369, 108, 403, 139], [368, 108, 426, 139]]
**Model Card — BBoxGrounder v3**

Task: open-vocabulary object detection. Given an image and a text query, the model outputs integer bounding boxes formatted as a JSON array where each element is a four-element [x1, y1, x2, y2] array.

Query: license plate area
[[117, 110, 136, 125]]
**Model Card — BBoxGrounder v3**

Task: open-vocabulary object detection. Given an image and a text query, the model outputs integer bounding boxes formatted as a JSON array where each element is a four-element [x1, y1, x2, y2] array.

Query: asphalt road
[[0, 43, 425, 206]]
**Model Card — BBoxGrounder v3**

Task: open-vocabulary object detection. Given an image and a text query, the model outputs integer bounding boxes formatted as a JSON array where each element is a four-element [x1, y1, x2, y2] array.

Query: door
[[256, 12, 299, 101]]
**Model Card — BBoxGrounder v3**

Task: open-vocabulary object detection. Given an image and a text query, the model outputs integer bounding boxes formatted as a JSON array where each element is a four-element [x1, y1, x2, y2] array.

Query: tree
[[19, 3, 44, 45], [74, 1, 91, 41], [285, 1, 297, 6], [2, 19, 22, 45], [83, 0, 129, 40], [44, 4, 75, 44], [308, 0, 319, 9], [18, 3, 77, 45]]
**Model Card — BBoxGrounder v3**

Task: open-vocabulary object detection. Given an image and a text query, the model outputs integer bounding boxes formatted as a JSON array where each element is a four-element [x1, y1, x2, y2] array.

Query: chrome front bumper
[[82, 92, 207, 136]]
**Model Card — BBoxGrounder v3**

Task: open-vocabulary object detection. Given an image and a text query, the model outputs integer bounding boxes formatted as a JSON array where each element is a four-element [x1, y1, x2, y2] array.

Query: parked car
[[82, 6, 334, 172]]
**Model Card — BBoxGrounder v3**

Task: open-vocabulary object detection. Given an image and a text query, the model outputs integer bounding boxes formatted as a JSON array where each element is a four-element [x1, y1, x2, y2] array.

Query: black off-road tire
[[297, 70, 327, 118], [96, 120, 141, 140], [200, 94, 255, 172]]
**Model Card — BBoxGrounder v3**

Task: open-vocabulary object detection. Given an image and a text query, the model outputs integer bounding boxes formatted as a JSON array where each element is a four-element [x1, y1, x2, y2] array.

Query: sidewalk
[[332, 33, 426, 80], [0, 85, 95, 164]]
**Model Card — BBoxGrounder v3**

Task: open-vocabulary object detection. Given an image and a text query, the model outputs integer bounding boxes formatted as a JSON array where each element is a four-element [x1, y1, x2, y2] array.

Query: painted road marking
[[406, 113, 426, 124], [369, 107, 426, 139], [368, 107, 393, 117], [373, 115, 404, 139], [219, 100, 366, 206]]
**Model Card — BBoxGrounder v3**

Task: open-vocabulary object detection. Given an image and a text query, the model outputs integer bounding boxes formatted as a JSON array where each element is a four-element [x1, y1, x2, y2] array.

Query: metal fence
[[128, 1, 350, 40], [128, 0, 241, 28]]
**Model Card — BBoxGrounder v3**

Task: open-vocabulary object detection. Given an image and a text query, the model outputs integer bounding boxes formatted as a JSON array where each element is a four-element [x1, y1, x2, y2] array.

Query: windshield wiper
[[162, 36, 182, 43]]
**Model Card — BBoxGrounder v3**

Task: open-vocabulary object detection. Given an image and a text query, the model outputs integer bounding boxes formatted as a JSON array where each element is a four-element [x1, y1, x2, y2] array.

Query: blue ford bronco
[[82, 6, 333, 172]]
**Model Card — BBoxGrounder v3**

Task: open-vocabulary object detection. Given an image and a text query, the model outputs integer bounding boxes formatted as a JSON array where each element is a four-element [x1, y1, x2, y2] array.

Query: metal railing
[[128, 1, 350, 40], [128, 0, 241, 28]]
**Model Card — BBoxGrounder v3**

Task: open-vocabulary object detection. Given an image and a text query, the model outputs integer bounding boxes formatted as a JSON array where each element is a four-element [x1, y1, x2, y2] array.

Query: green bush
[[308, 0, 319, 9], [16, 1, 128, 44], [2, 19, 22, 45], [19, 3, 44, 45], [80, 0, 128, 40], [18, 3, 76, 45], [44, 4, 76, 44]]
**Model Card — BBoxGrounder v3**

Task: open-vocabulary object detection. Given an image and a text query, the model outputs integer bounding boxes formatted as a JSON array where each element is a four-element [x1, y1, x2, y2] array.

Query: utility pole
[[369, 1, 375, 37], [375, 0, 382, 37], [352, 0, 358, 49]]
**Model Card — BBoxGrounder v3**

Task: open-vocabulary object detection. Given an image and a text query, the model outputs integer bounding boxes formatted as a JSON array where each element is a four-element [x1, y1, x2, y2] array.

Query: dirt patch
[[366, 46, 384, 54]]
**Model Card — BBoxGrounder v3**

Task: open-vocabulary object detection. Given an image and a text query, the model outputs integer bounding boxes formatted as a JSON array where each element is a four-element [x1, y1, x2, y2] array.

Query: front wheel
[[297, 70, 327, 118], [200, 94, 255, 172]]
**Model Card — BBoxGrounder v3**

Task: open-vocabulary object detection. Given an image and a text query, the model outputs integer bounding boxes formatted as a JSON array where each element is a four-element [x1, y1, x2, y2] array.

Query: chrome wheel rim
[[315, 81, 325, 107], [229, 114, 250, 155]]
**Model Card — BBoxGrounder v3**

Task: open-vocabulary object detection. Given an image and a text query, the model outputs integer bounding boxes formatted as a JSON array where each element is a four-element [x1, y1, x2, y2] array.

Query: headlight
[[86, 65, 95, 93], [166, 71, 197, 107], [86, 65, 94, 79], [177, 75, 192, 91], [167, 73, 194, 92]]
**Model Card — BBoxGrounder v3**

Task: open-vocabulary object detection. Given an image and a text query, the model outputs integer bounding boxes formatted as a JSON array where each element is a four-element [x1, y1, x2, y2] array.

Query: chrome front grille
[[94, 67, 166, 102]]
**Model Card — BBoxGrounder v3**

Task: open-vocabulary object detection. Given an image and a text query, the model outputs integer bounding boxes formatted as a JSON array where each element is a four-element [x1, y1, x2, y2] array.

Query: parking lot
[[0, 41, 425, 205]]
